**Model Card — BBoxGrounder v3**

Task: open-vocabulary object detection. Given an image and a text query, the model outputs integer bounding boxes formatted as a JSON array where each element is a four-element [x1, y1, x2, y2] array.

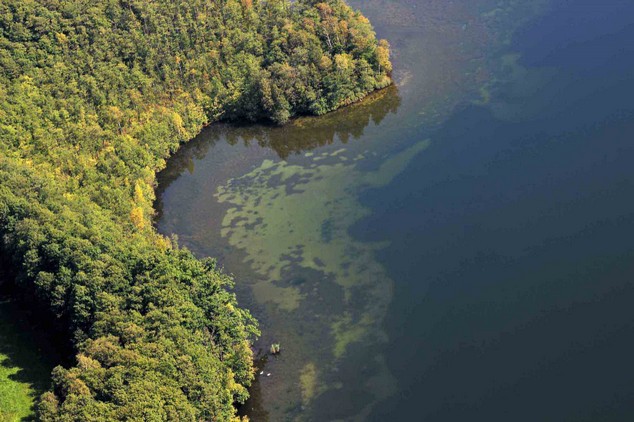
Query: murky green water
[[158, 0, 634, 420]]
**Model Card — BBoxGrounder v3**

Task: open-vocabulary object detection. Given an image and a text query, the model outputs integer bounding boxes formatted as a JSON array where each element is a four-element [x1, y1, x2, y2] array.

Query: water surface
[[158, 1, 634, 420]]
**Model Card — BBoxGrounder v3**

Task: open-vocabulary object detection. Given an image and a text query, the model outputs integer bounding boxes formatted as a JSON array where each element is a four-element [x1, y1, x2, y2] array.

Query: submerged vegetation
[[213, 140, 429, 414], [0, 0, 391, 419]]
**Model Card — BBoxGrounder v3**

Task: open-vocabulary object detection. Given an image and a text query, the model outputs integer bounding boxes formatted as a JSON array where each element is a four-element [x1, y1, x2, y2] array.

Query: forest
[[0, 0, 391, 420]]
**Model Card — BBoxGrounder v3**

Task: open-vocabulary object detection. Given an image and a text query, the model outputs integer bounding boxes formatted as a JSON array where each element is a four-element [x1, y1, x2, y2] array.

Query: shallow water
[[157, 0, 634, 420]]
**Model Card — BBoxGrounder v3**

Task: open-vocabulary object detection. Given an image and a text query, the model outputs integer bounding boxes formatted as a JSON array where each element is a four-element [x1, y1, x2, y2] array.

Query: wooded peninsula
[[0, 0, 391, 420]]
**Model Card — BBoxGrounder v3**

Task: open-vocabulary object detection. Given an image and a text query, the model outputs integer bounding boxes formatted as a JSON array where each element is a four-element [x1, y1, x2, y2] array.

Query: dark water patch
[[354, 1, 634, 420]]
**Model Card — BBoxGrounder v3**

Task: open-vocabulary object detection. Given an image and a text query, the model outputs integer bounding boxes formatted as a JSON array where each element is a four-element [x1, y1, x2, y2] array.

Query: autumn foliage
[[0, 0, 391, 419]]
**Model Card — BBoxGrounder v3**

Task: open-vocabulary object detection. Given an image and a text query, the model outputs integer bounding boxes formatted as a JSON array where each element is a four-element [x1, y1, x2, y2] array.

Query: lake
[[157, 0, 634, 420]]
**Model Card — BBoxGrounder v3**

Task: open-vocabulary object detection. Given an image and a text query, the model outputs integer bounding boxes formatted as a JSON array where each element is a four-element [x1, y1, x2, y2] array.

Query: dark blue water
[[359, 1, 634, 420]]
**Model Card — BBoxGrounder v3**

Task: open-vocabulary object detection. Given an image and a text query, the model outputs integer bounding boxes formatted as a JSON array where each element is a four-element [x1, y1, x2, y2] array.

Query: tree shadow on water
[[155, 84, 401, 221]]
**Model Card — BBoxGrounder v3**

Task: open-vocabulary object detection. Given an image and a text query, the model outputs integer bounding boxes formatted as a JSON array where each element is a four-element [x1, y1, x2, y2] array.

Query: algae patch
[[216, 140, 429, 354], [299, 362, 319, 405]]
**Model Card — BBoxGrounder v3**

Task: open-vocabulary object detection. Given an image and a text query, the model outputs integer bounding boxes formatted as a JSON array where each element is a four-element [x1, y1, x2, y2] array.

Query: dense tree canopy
[[0, 0, 391, 419]]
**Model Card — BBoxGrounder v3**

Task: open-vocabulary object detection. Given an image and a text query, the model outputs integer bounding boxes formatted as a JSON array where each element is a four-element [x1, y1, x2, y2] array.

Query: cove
[[157, 0, 634, 420]]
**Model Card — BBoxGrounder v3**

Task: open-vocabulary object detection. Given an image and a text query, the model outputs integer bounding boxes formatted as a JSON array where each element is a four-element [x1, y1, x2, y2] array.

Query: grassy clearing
[[0, 299, 56, 422]]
